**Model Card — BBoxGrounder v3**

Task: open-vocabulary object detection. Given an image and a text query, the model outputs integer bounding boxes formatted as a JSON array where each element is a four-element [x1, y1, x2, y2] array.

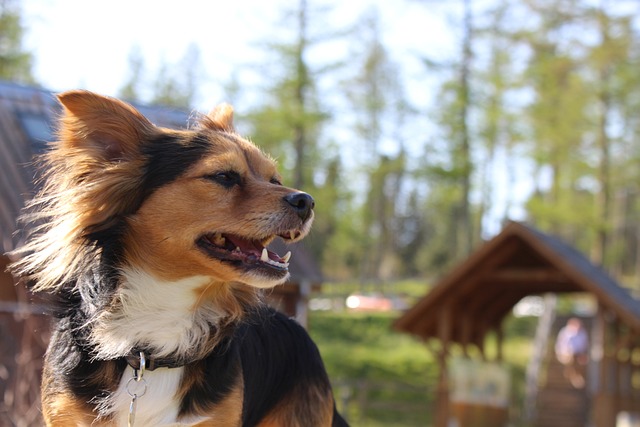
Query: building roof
[[0, 81, 57, 254], [394, 221, 640, 346], [0, 81, 191, 254], [0, 80, 323, 283]]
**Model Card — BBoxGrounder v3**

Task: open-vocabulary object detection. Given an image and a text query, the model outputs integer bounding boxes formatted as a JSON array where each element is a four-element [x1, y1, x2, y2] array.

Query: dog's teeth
[[261, 248, 269, 262], [282, 251, 292, 263], [234, 247, 241, 253], [290, 231, 296, 240], [212, 233, 225, 246], [265, 259, 289, 268]]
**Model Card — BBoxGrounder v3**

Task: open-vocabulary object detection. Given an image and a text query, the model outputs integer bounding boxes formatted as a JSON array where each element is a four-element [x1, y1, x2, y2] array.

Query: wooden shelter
[[394, 221, 640, 427]]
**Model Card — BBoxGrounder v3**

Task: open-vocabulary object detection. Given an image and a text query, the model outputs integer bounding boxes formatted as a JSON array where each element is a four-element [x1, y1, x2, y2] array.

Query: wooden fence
[[0, 301, 49, 427]]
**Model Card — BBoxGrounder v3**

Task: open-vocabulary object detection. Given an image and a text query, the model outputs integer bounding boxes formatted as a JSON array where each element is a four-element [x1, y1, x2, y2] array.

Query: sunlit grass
[[308, 310, 537, 426]]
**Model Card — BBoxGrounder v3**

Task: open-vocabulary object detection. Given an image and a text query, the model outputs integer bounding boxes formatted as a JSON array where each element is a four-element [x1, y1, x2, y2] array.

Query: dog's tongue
[[220, 234, 286, 264], [225, 235, 263, 254]]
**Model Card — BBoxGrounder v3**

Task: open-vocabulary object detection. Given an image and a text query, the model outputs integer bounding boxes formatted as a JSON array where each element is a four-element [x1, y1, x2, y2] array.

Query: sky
[[20, 0, 452, 110]]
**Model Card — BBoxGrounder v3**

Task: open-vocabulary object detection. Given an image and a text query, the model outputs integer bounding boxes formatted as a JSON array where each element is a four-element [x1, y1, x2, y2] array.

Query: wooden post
[[461, 315, 471, 358], [435, 305, 451, 427], [296, 279, 311, 328], [593, 305, 617, 427], [612, 318, 620, 397], [496, 323, 504, 362]]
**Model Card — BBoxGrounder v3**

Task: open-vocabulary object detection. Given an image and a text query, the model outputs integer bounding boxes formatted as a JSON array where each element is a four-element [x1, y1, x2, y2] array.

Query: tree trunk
[[458, 0, 474, 257], [594, 8, 612, 267], [293, 0, 308, 190]]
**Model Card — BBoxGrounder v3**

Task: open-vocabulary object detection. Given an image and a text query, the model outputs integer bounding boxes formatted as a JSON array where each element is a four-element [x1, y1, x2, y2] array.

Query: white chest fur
[[93, 269, 221, 425], [109, 367, 208, 426], [91, 269, 222, 361]]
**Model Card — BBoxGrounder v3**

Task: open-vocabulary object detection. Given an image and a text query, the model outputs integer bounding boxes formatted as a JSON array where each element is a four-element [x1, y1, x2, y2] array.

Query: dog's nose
[[283, 192, 315, 222]]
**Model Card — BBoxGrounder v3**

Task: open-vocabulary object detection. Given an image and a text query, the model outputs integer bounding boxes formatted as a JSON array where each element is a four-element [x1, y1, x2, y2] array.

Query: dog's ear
[[199, 103, 234, 132], [57, 90, 155, 161]]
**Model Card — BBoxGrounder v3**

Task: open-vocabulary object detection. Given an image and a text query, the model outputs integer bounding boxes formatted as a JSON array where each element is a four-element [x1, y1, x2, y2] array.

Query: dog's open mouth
[[197, 231, 302, 275]]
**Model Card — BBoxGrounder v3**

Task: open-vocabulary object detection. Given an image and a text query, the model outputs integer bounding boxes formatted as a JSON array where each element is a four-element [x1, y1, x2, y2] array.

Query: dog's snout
[[284, 192, 315, 221]]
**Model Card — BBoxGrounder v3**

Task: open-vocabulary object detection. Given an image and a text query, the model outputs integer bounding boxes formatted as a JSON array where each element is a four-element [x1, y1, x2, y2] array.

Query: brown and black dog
[[10, 90, 347, 426]]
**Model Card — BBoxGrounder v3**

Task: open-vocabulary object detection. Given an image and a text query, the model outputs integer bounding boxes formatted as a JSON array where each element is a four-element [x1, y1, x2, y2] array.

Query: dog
[[10, 90, 348, 426]]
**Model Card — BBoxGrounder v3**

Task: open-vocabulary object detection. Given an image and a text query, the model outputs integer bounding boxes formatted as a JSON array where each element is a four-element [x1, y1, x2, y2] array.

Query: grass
[[309, 311, 436, 426], [307, 309, 538, 427], [309, 311, 434, 384]]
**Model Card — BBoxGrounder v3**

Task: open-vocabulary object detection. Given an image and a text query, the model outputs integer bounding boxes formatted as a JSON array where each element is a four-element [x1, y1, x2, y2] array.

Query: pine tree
[[151, 43, 203, 109], [344, 8, 412, 281], [118, 43, 203, 109], [244, 0, 339, 266], [0, 0, 35, 83], [119, 46, 145, 102]]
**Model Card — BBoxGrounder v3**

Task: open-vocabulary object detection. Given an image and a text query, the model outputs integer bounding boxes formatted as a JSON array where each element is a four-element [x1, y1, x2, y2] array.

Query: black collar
[[124, 351, 187, 371]]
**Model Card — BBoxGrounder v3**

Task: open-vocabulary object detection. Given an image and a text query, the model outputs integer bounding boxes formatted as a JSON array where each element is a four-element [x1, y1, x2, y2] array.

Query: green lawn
[[308, 310, 537, 427]]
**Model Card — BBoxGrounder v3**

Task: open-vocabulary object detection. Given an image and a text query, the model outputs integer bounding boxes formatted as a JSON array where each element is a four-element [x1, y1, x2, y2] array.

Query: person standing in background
[[555, 317, 589, 388]]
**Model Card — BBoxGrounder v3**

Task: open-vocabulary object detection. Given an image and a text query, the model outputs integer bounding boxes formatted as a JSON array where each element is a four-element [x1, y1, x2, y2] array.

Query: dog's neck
[[89, 268, 228, 362]]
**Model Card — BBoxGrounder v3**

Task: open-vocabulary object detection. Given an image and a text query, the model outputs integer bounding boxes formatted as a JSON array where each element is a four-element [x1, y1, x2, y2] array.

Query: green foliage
[[340, 9, 414, 281], [0, 0, 34, 83], [109, 0, 640, 284], [242, 1, 338, 270], [150, 44, 202, 109], [119, 46, 144, 102], [118, 43, 203, 109]]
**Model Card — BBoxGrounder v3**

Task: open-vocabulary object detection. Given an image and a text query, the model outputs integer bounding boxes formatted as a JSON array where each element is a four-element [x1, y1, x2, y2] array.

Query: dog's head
[[15, 90, 314, 291]]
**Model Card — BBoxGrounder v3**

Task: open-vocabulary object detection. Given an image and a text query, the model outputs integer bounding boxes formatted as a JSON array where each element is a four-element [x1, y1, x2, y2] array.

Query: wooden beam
[[486, 268, 569, 284], [473, 291, 523, 343], [449, 237, 523, 298]]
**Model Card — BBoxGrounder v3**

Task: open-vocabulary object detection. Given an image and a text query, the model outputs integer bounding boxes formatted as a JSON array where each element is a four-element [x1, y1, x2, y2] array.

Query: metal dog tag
[[128, 394, 137, 427]]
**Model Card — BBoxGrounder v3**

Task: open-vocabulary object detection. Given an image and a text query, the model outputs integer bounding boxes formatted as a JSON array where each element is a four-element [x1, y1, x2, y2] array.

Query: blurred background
[[2, 0, 640, 426]]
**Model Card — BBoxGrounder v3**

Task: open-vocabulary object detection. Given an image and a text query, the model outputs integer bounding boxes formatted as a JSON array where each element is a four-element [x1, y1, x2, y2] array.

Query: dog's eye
[[270, 177, 282, 186], [206, 171, 241, 188]]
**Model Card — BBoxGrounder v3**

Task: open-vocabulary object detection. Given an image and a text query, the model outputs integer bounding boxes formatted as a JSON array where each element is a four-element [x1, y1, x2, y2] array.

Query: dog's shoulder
[[237, 305, 337, 426], [237, 305, 328, 382]]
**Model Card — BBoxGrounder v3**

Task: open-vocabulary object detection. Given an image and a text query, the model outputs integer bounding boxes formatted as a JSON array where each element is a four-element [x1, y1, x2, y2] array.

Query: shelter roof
[[394, 221, 640, 346]]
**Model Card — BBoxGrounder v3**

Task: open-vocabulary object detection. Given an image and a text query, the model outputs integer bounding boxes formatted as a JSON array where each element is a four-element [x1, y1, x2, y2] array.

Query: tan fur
[[182, 370, 244, 426], [12, 91, 304, 294], [201, 103, 235, 132], [42, 392, 97, 426], [121, 132, 287, 282], [258, 387, 334, 427], [41, 357, 124, 426], [10, 91, 159, 291]]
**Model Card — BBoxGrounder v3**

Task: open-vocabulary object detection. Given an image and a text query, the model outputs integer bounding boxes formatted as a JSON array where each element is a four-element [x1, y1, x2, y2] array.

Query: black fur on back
[[180, 305, 349, 426]]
